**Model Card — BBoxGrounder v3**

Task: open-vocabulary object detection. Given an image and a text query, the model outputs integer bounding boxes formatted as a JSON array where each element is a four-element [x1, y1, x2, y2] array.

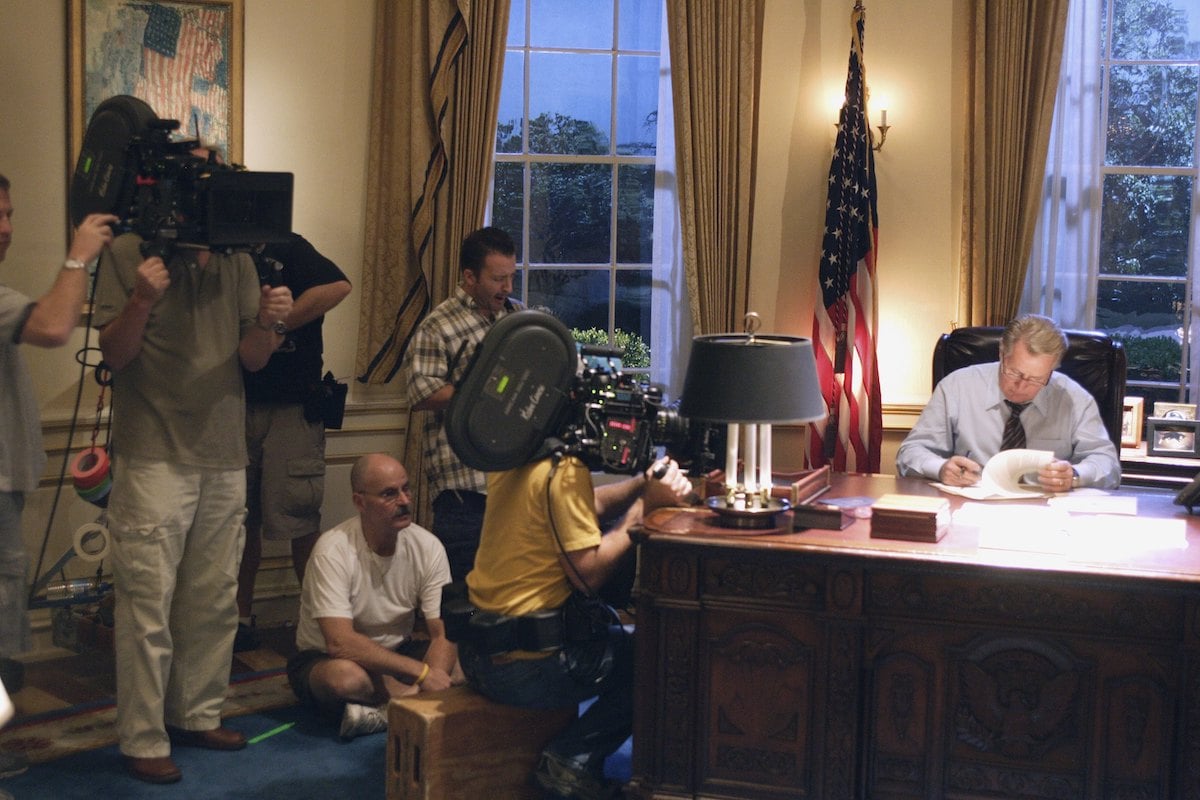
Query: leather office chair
[[931, 326, 1127, 451]]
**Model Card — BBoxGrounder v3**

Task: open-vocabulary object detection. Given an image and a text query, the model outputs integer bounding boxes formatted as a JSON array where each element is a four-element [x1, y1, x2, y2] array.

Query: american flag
[[133, 4, 227, 147], [808, 3, 882, 473]]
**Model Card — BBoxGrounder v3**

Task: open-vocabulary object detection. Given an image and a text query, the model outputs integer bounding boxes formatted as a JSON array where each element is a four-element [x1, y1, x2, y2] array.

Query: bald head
[[350, 454, 414, 539]]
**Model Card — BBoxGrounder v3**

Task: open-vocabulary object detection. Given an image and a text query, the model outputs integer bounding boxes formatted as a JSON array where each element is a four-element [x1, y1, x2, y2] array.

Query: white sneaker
[[338, 702, 388, 740]]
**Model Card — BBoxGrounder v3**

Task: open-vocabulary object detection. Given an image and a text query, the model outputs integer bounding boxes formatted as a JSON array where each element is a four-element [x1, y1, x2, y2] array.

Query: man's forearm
[[325, 630, 425, 682], [97, 296, 156, 370]]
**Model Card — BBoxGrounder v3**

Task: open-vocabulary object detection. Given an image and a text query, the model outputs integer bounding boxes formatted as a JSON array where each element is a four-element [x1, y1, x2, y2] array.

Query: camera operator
[[0, 173, 117, 785], [91, 158, 293, 784], [460, 452, 692, 800]]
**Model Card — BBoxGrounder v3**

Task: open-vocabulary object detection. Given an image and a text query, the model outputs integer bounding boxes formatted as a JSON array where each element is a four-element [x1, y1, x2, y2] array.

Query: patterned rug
[[0, 669, 296, 764]]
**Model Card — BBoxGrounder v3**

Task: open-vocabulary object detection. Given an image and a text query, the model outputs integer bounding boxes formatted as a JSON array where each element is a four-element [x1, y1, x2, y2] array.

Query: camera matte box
[[387, 686, 576, 800]]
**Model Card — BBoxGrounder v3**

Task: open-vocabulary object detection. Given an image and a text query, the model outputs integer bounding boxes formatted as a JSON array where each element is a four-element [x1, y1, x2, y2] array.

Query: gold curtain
[[664, 0, 764, 335], [356, 0, 510, 523], [959, 0, 1069, 326]]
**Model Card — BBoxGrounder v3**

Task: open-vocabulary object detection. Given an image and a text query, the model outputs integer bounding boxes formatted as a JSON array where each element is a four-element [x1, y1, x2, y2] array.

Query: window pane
[[616, 269, 652, 367], [1100, 174, 1193, 277], [528, 269, 610, 331], [1110, 0, 1198, 61], [508, 0, 526, 47], [530, 0, 613, 49], [618, 0, 662, 51], [1096, 278, 1185, 382], [529, 53, 612, 154], [497, 52, 525, 153], [529, 163, 611, 263], [616, 55, 659, 155], [1106, 65, 1199, 167], [492, 162, 525, 262], [616, 164, 654, 263]]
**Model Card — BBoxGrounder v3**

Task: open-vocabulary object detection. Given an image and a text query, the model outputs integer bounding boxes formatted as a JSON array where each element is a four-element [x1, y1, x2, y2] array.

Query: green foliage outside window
[[572, 327, 651, 369], [1111, 332, 1182, 381]]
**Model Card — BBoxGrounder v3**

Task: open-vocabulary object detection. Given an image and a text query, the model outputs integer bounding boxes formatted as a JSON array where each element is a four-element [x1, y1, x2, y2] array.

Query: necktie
[[1001, 401, 1029, 451]]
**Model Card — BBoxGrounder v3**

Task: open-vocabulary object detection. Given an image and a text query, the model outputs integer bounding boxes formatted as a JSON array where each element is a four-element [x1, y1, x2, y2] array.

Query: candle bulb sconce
[[873, 110, 890, 151], [831, 109, 891, 151]]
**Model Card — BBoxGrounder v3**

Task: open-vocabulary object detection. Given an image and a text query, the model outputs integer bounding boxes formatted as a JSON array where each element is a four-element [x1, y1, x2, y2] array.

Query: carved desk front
[[629, 474, 1200, 800]]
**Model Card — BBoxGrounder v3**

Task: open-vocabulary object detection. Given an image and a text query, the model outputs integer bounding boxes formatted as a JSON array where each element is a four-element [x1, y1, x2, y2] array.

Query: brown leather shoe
[[165, 725, 247, 751], [125, 755, 182, 784]]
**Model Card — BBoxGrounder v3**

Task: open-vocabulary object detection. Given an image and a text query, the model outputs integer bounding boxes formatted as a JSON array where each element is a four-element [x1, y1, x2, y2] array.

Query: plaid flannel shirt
[[402, 287, 521, 496]]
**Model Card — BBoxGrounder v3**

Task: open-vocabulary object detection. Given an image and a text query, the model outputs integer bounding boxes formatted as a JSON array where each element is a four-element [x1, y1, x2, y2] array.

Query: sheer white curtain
[[1020, 0, 1103, 328], [650, 2, 692, 396]]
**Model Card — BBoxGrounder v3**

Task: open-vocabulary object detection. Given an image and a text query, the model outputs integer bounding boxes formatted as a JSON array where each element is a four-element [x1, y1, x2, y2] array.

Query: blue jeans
[[431, 490, 486, 582], [459, 625, 635, 775]]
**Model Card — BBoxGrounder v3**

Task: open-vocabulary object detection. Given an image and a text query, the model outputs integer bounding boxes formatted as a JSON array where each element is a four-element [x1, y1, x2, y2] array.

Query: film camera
[[445, 310, 720, 477], [69, 95, 292, 253]]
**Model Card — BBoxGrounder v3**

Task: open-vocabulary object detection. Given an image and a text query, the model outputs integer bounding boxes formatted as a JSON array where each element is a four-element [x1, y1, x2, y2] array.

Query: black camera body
[[560, 346, 714, 475], [70, 95, 293, 252], [444, 310, 719, 477]]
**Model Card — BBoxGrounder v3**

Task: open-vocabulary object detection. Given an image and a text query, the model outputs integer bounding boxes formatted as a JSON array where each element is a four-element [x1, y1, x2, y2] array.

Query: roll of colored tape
[[73, 522, 110, 562], [71, 447, 110, 491]]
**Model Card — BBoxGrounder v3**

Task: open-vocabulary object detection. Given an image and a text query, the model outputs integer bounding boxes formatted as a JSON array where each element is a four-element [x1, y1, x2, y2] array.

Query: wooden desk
[[628, 474, 1200, 800]]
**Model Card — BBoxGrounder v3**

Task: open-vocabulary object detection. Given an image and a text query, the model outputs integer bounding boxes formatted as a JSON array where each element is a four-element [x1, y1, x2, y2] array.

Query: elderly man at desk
[[896, 315, 1120, 492]]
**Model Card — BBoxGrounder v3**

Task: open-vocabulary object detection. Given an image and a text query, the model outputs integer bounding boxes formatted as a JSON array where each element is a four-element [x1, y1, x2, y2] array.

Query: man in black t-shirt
[[236, 233, 350, 650]]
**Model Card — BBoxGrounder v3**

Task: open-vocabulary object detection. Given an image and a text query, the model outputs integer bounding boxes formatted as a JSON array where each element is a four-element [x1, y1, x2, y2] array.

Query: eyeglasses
[[1000, 359, 1050, 387], [356, 487, 409, 504]]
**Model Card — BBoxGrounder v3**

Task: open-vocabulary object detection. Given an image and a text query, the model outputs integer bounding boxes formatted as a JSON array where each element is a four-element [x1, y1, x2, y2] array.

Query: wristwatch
[[63, 258, 87, 271], [1071, 468, 1081, 489], [257, 319, 287, 335]]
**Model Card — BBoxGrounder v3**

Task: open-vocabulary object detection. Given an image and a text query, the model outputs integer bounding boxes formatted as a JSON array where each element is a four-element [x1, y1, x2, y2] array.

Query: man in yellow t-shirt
[[462, 453, 691, 800]]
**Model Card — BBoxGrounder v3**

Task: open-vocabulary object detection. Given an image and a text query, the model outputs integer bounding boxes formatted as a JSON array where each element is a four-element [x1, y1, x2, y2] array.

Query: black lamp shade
[[679, 334, 827, 423]]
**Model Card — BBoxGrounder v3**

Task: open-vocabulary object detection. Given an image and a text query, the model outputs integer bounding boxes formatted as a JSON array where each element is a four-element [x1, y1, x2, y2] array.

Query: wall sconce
[[873, 108, 890, 151], [679, 313, 827, 529], [831, 106, 891, 151]]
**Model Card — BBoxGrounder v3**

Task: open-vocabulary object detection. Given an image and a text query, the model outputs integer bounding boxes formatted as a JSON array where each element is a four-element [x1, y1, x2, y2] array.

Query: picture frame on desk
[[1121, 396, 1144, 447], [1152, 401, 1196, 420], [1146, 417, 1200, 458]]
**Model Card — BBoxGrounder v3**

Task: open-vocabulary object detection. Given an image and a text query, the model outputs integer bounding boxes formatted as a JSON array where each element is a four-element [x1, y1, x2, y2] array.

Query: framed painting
[[68, 0, 245, 173], [1121, 396, 1144, 448]]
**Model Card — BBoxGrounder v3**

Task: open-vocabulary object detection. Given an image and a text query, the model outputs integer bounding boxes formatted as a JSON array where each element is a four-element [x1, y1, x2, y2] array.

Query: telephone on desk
[[1174, 471, 1200, 514]]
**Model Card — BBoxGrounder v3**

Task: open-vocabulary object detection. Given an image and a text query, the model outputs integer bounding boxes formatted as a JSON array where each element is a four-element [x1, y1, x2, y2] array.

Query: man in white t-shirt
[[287, 453, 461, 739]]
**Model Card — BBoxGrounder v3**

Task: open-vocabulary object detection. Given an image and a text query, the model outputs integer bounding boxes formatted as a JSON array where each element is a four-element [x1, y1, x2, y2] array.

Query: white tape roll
[[73, 522, 110, 563]]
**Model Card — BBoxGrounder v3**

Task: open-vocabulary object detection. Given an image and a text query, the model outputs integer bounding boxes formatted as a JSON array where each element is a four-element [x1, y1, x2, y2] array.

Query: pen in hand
[[957, 451, 982, 481]]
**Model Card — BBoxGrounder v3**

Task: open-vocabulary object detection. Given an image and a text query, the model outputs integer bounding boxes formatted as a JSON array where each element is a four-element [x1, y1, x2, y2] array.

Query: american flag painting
[[80, 1, 235, 158], [807, 2, 882, 474]]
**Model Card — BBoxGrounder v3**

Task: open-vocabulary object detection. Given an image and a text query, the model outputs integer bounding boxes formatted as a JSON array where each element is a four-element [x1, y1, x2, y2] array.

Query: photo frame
[[1151, 401, 1197, 421], [68, 0, 245, 175], [1121, 396, 1144, 447], [1146, 418, 1200, 459]]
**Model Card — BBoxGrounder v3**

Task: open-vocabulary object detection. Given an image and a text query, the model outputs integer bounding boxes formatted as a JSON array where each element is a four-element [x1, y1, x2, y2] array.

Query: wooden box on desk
[[387, 685, 576, 800]]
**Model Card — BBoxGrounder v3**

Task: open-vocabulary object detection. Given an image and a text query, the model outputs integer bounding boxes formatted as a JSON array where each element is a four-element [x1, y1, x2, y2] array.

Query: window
[[1023, 0, 1199, 413], [490, 0, 666, 373]]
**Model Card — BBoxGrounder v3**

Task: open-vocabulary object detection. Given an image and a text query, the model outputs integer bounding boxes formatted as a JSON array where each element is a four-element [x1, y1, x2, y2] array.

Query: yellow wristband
[[415, 663, 430, 686]]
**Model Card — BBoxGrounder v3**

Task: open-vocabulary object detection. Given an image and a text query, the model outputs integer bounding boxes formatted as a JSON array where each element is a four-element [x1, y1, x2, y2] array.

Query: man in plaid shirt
[[401, 227, 521, 580]]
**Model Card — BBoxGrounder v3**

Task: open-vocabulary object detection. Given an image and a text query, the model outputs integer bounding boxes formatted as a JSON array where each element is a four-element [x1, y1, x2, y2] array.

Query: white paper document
[[933, 449, 1053, 500]]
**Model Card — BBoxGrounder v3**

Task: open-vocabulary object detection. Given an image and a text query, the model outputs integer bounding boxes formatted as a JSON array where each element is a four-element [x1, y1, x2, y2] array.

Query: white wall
[[752, 0, 966, 407]]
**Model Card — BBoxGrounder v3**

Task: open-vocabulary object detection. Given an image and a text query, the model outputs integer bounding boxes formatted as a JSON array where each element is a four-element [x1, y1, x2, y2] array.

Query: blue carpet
[[1, 705, 385, 800], [1, 703, 632, 799]]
